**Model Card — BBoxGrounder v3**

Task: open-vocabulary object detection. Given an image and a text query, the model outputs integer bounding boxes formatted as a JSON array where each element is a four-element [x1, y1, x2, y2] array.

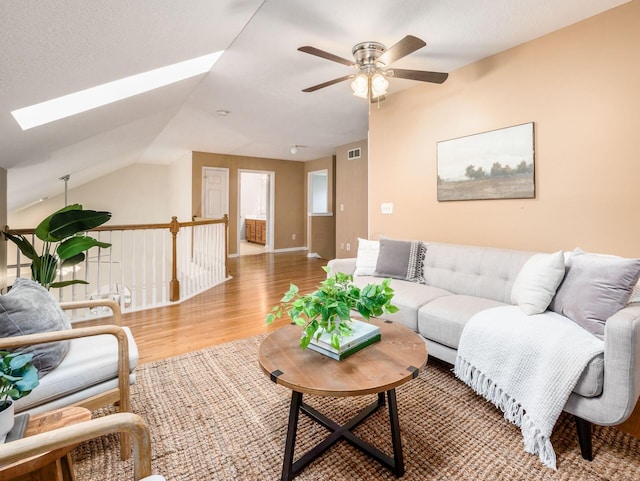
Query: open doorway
[[238, 170, 275, 256]]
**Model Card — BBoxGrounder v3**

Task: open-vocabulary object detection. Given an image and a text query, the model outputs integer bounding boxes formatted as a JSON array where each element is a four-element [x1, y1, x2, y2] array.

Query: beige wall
[[308, 215, 336, 260], [192, 152, 306, 255], [169, 153, 193, 222], [369, 1, 640, 258], [8, 163, 177, 228], [335, 139, 368, 258], [305, 156, 336, 259]]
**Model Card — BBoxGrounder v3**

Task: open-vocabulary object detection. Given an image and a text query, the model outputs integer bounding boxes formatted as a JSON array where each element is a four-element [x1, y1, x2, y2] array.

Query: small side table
[[0, 406, 92, 481]]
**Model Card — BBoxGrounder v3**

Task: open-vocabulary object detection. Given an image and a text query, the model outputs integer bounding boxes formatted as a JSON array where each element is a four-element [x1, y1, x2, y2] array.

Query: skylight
[[11, 51, 224, 130]]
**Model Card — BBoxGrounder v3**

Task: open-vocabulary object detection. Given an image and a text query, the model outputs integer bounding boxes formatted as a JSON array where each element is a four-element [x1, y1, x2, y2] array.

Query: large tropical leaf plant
[[4, 204, 112, 290]]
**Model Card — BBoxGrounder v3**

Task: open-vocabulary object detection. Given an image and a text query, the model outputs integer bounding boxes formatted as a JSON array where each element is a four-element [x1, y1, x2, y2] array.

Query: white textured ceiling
[[0, 0, 630, 211]]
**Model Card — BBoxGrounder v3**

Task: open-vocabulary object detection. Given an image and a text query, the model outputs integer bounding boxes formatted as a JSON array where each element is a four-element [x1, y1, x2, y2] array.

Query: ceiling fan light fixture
[[350, 73, 369, 98], [371, 72, 389, 97], [300, 36, 447, 100]]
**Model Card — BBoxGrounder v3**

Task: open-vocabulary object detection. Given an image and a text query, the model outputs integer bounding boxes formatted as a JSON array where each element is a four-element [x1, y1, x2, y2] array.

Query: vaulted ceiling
[[0, 0, 629, 211]]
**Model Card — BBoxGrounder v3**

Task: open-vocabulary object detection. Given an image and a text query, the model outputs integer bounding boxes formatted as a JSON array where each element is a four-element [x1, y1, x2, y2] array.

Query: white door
[[202, 167, 229, 218]]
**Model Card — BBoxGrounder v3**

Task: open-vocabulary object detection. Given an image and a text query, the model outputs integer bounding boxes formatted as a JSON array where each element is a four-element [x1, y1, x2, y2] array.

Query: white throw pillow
[[511, 251, 565, 315], [354, 238, 380, 276]]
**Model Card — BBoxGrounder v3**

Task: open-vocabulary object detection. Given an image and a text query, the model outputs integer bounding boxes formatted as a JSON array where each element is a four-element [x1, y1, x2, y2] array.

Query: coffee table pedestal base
[[281, 390, 404, 481]]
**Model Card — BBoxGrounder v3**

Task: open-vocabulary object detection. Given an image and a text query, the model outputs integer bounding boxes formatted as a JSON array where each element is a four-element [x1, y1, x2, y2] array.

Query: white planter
[[0, 400, 15, 443]]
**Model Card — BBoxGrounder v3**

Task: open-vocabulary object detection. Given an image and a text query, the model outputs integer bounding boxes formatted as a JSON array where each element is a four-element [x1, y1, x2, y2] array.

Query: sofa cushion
[[418, 295, 507, 349], [419, 299, 604, 397], [0, 278, 71, 376], [511, 251, 565, 315], [550, 249, 640, 338], [354, 276, 450, 332], [354, 238, 379, 276], [374, 237, 426, 283], [14, 326, 139, 412], [423, 243, 534, 304]]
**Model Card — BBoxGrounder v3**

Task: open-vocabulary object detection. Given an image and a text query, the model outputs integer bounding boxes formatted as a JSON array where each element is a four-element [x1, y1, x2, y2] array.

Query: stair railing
[[4, 215, 229, 321]]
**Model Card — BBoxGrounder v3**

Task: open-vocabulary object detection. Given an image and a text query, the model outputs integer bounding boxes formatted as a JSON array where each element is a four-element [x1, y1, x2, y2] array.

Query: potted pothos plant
[[266, 267, 398, 350], [0, 351, 39, 441], [4, 204, 112, 290]]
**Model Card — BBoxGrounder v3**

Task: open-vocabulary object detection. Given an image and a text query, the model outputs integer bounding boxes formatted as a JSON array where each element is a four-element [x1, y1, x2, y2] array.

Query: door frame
[[201, 167, 229, 218], [238, 169, 275, 253]]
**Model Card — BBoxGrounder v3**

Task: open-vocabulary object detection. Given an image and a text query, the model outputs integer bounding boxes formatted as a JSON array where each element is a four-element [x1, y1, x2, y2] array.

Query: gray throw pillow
[[0, 278, 71, 377], [549, 249, 640, 338], [373, 237, 426, 283]]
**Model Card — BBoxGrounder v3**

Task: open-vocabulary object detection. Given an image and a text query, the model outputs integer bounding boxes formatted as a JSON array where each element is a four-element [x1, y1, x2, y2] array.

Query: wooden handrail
[[5, 216, 227, 236]]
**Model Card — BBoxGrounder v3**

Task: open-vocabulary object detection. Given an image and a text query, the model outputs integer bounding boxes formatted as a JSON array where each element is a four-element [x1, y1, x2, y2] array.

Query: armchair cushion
[[14, 326, 138, 415], [0, 278, 71, 376]]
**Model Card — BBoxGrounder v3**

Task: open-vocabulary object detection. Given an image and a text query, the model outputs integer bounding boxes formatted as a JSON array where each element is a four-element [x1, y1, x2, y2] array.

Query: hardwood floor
[[119, 252, 328, 364]]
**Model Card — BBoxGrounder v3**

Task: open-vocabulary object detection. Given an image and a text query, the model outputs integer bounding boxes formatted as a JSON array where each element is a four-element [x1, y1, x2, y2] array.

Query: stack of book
[[308, 319, 381, 360]]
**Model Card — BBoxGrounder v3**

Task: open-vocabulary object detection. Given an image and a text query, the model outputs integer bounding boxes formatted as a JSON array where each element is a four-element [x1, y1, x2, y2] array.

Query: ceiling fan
[[298, 35, 448, 102]]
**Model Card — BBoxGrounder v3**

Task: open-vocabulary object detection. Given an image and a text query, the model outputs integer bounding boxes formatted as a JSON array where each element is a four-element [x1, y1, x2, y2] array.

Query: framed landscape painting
[[437, 122, 535, 201]]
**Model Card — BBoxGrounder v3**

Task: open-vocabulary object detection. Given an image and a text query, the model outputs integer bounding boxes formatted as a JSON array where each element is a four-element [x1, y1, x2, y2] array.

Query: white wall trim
[[273, 247, 308, 253]]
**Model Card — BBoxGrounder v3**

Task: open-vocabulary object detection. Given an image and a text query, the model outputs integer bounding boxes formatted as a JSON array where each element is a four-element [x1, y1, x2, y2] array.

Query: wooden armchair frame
[[0, 299, 132, 459], [0, 413, 156, 480]]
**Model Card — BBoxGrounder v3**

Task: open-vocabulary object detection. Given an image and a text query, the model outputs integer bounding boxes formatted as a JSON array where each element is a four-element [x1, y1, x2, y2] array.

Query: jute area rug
[[73, 335, 640, 480]]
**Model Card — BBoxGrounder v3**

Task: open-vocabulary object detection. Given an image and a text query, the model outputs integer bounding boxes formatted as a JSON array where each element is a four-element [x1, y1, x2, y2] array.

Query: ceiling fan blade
[[391, 68, 448, 84], [298, 46, 354, 67], [377, 35, 426, 66], [302, 75, 353, 92]]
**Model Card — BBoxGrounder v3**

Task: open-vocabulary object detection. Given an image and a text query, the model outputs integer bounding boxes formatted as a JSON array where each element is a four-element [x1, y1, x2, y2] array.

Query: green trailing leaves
[[265, 270, 398, 350], [0, 351, 39, 404], [3, 204, 112, 290]]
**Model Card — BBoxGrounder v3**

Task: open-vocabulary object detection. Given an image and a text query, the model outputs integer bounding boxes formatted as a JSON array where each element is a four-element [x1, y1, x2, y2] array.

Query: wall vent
[[347, 147, 361, 160]]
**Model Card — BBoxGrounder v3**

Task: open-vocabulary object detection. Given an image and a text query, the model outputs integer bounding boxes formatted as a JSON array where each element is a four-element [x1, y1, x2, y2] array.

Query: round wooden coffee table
[[258, 319, 427, 481]]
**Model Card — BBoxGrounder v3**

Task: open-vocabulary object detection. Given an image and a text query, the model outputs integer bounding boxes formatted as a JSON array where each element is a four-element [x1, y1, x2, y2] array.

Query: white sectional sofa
[[327, 239, 640, 461]]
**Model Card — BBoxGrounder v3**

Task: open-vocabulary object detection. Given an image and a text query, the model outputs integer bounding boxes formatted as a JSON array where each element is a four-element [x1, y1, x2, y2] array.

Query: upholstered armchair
[[0, 297, 138, 459], [0, 412, 164, 480]]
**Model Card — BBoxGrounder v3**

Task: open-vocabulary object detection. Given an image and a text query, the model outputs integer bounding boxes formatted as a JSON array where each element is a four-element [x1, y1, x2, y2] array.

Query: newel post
[[223, 214, 229, 278], [169, 216, 180, 302]]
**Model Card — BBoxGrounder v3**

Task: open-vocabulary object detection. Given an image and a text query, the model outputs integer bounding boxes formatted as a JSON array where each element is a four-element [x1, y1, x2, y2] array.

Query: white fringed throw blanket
[[454, 306, 604, 469]]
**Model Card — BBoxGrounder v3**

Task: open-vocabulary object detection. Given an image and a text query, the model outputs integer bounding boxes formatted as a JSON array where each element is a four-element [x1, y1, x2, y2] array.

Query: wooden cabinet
[[245, 219, 266, 245], [245, 220, 254, 243]]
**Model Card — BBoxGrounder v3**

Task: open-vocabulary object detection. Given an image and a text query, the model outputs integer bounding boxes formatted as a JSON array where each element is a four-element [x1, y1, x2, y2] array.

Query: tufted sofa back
[[423, 242, 535, 304]]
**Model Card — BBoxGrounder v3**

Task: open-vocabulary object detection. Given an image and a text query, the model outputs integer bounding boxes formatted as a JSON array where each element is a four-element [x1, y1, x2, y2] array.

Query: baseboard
[[307, 252, 321, 258], [273, 247, 308, 253]]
